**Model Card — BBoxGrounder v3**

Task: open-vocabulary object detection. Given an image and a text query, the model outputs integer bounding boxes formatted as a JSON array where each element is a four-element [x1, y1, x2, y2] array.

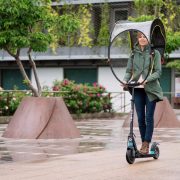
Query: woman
[[123, 32, 163, 154]]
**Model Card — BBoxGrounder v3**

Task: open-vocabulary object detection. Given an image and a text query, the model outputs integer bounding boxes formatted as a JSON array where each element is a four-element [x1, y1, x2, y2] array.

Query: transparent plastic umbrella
[[108, 18, 166, 86]]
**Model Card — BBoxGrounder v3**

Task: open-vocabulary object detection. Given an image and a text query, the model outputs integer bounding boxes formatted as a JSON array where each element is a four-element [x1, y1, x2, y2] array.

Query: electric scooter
[[126, 81, 160, 164]]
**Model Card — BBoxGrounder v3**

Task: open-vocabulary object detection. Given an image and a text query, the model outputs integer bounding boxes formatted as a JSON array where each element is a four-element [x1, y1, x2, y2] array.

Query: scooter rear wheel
[[126, 149, 135, 164]]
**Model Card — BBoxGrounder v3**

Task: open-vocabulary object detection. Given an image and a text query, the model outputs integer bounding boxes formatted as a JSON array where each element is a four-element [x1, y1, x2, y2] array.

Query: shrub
[[0, 80, 112, 116], [52, 79, 112, 114], [0, 91, 32, 116]]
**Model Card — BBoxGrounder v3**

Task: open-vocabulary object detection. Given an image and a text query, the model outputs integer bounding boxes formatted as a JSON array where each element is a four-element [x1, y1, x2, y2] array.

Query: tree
[[0, 0, 56, 96], [0, 0, 80, 96]]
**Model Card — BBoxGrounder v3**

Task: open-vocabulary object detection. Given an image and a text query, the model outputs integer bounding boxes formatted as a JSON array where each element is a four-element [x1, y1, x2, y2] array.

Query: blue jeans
[[134, 88, 156, 143]]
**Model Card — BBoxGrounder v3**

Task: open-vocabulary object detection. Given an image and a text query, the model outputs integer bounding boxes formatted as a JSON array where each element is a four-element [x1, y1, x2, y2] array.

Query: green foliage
[[165, 31, 180, 54], [52, 79, 112, 114], [77, 5, 94, 47], [166, 60, 180, 71], [161, 0, 180, 32], [0, 0, 56, 53], [57, 14, 80, 37], [134, 0, 163, 17], [50, 13, 80, 49], [97, 3, 110, 46], [0, 91, 32, 116], [128, 15, 155, 22], [165, 31, 180, 70], [52, 4, 94, 47], [51, 3, 111, 47], [30, 32, 52, 52]]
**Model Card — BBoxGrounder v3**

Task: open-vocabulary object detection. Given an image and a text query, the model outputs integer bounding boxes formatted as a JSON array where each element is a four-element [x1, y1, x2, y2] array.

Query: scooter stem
[[130, 87, 135, 137]]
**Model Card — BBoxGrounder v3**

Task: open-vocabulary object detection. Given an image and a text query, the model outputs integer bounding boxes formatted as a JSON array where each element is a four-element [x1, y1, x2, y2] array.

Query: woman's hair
[[137, 32, 146, 39]]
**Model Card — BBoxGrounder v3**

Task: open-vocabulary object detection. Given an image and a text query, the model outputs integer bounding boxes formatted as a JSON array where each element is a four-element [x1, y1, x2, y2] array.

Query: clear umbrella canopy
[[108, 18, 166, 84], [110, 18, 166, 56]]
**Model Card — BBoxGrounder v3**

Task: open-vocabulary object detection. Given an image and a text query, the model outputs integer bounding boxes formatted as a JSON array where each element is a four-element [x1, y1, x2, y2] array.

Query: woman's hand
[[142, 80, 147, 85], [121, 81, 127, 87], [121, 81, 129, 91]]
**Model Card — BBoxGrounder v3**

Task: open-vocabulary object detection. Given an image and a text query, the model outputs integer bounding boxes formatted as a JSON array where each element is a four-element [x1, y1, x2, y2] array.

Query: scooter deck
[[135, 151, 155, 158]]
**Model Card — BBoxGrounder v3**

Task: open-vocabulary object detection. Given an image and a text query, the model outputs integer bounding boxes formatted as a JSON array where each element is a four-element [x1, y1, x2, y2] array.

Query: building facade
[[0, 0, 179, 111]]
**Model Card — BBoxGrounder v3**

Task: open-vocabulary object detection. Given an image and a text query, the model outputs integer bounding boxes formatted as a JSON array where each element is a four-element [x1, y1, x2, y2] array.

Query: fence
[[0, 90, 127, 116]]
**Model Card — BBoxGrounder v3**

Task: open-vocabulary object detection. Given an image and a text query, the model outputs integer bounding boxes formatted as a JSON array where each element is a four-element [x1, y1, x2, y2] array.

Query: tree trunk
[[5, 48, 40, 97], [15, 56, 40, 97], [27, 49, 42, 96]]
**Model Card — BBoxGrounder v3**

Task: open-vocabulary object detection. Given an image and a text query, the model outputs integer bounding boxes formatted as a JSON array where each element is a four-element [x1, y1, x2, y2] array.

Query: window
[[1, 69, 31, 90], [113, 8, 128, 23], [64, 68, 97, 84], [159, 67, 172, 101]]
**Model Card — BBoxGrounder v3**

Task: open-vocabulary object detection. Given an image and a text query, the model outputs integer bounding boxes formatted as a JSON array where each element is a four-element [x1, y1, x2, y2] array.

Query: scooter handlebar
[[125, 81, 141, 87]]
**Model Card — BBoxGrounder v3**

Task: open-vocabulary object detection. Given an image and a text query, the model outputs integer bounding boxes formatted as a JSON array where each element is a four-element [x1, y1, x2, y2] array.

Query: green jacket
[[123, 45, 163, 102]]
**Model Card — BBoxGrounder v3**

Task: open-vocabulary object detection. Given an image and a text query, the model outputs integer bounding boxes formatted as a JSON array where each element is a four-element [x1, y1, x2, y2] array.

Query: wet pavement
[[1, 116, 180, 164]]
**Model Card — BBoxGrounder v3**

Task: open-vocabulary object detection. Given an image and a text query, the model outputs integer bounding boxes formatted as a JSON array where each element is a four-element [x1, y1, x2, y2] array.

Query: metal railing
[[0, 90, 127, 115], [0, 90, 179, 116]]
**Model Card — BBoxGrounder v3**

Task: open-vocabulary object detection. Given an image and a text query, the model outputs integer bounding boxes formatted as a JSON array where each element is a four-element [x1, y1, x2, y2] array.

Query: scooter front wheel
[[126, 149, 135, 164]]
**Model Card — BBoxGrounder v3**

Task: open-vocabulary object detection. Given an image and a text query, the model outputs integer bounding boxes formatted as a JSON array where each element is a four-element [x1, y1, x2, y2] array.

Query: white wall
[[31, 67, 63, 88], [98, 67, 125, 92], [98, 67, 131, 112], [31, 66, 131, 112]]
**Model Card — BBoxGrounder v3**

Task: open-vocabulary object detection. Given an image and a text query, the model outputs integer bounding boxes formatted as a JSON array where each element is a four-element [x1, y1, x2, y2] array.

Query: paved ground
[[0, 141, 180, 180], [0, 113, 180, 180]]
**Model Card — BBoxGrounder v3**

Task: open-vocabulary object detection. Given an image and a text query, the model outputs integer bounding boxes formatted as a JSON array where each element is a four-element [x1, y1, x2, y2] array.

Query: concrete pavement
[[0, 141, 180, 180], [0, 116, 180, 180]]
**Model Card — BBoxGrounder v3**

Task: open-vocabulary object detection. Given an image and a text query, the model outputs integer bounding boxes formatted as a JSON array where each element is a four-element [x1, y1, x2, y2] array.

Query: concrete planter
[[0, 116, 12, 124], [2, 97, 80, 139]]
